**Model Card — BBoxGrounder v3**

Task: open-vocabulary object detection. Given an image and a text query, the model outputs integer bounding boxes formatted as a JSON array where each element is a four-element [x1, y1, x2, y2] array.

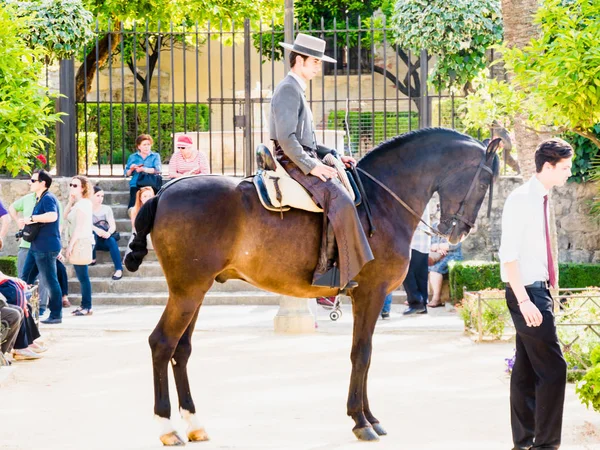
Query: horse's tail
[[124, 196, 159, 272]]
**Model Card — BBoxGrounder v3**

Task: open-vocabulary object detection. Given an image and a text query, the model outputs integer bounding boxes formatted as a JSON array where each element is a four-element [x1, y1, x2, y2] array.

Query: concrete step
[[67, 277, 264, 294], [88, 178, 130, 191], [67, 262, 164, 278], [115, 219, 134, 233], [110, 204, 130, 219], [92, 247, 158, 264], [69, 291, 285, 306], [101, 190, 130, 206]]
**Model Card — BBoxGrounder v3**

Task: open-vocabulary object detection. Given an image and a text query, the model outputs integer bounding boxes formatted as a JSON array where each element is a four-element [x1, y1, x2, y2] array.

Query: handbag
[[21, 191, 49, 243], [69, 238, 94, 265], [94, 219, 121, 242], [137, 172, 162, 192]]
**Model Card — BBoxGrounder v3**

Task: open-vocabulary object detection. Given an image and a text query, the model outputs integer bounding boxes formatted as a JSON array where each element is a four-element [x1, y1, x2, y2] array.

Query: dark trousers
[[93, 233, 123, 270], [403, 249, 429, 308], [506, 286, 567, 450], [0, 304, 23, 353], [74, 264, 92, 310], [0, 283, 40, 350], [22, 250, 63, 319]]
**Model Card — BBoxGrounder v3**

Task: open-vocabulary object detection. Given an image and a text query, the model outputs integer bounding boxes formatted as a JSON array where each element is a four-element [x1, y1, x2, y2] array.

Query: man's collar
[[529, 175, 550, 197], [288, 71, 307, 91]]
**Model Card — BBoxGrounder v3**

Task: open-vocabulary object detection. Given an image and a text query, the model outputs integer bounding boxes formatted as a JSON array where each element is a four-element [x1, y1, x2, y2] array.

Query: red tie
[[543, 195, 556, 288]]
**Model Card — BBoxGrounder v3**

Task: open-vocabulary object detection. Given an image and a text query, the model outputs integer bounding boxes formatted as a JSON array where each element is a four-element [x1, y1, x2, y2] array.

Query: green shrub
[[450, 261, 600, 301], [0, 256, 18, 277], [78, 132, 98, 173], [327, 110, 419, 154], [576, 345, 600, 413], [75, 103, 210, 164]]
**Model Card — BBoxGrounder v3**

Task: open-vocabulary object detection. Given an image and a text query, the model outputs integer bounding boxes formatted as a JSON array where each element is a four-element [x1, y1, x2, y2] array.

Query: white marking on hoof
[[180, 408, 209, 442], [155, 415, 177, 437], [171, 358, 177, 366]]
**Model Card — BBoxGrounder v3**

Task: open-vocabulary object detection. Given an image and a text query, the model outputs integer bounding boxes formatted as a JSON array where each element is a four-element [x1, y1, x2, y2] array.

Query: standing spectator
[[0, 199, 10, 250], [125, 134, 162, 210], [403, 204, 431, 316], [91, 186, 123, 280], [0, 273, 45, 360], [168, 135, 210, 178], [428, 222, 463, 308], [64, 176, 95, 316], [10, 192, 70, 314], [380, 293, 393, 319], [499, 138, 572, 450], [21, 170, 64, 324]]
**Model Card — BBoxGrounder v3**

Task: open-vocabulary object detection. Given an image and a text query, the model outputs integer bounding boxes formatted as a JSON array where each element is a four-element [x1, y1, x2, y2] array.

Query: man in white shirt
[[499, 138, 573, 450], [403, 204, 431, 315]]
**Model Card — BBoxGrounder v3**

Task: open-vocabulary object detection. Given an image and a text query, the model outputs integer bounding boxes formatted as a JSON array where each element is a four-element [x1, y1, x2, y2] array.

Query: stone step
[[115, 218, 134, 233], [92, 247, 158, 264], [88, 178, 130, 191], [67, 262, 164, 278], [67, 277, 264, 294], [110, 204, 130, 220], [101, 190, 130, 205], [68, 291, 285, 306]]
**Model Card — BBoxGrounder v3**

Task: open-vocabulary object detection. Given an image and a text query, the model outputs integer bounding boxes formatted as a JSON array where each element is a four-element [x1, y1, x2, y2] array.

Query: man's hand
[[310, 164, 338, 182], [340, 155, 357, 168], [17, 218, 26, 229], [23, 217, 34, 225], [519, 299, 543, 327]]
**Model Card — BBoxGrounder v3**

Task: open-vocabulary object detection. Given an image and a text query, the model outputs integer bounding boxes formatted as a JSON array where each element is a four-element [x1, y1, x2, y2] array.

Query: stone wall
[[0, 176, 598, 263]]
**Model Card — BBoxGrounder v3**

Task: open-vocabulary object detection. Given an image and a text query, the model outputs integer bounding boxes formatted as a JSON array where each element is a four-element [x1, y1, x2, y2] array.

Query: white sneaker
[[13, 348, 43, 360]]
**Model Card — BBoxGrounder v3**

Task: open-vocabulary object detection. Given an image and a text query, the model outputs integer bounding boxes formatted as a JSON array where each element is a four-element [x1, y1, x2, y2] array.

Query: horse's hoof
[[160, 431, 186, 446], [353, 426, 380, 441], [188, 427, 210, 442], [371, 422, 387, 436]]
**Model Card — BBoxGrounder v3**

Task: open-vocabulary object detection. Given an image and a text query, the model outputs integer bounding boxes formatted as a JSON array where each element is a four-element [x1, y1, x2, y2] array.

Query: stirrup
[[312, 266, 341, 288]]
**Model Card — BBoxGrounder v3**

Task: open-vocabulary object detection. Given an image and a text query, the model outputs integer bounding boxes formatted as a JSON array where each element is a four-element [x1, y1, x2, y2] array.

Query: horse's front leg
[[363, 369, 387, 436], [347, 289, 385, 441], [149, 297, 199, 446], [172, 307, 210, 442]]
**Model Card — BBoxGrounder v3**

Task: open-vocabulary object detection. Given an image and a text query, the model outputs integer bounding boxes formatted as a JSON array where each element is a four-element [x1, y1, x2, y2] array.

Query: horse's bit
[[355, 153, 494, 238]]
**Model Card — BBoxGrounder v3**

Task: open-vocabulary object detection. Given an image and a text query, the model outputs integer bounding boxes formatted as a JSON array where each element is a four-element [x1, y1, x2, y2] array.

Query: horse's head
[[436, 138, 501, 244]]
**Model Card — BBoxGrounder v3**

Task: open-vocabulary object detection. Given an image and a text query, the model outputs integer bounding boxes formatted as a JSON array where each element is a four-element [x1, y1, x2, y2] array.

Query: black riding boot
[[312, 221, 358, 292]]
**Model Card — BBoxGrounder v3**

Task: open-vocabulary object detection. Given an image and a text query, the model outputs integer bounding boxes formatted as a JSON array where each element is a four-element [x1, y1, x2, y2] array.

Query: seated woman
[[428, 222, 463, 308], [1, 295, 23, 363], [125, 134, 162, 210], [92, 186, 123, 280], [0, 272, 46, 361], [130, 187, 155, 232], [168, 135, 210, 178]]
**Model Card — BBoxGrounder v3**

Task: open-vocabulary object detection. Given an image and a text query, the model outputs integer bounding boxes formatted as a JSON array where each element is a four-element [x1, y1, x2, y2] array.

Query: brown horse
[[125, 128, 500, 445]]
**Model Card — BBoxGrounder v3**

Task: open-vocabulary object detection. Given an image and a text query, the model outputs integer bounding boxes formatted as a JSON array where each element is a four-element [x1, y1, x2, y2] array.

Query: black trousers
[[506, 286, 567, 450], [403, 249, 429, 308]]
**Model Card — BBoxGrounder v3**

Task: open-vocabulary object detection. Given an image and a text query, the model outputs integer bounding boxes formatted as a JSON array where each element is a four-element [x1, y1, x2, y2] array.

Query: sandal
[[90, 260, 97, 266], [72, 308, 93, 316], [428, 301, 445, 308], [62, 297, 71, 308]]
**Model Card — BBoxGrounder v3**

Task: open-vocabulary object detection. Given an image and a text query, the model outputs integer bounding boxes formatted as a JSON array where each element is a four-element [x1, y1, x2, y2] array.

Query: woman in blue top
[[428, 221, 463, 307], [125, 134, 162, 209]]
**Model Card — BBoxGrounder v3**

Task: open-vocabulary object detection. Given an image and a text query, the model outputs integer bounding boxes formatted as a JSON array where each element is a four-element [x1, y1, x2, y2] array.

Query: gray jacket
[[270, 74, 318, 174]]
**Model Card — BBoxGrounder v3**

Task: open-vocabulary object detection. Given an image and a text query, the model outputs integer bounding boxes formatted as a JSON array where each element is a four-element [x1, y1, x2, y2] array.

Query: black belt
[[507, 280, 549, 290]]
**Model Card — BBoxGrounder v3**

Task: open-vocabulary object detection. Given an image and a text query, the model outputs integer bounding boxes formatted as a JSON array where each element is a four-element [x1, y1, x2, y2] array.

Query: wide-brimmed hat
[[280, 33, 337, 63]]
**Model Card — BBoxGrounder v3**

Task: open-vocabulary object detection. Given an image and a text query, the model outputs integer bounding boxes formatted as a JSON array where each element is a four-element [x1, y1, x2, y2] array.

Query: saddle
[[253, 144, 361, 214]]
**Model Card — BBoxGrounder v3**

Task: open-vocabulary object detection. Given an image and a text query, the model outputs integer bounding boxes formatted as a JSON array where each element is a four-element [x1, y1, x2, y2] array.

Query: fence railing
[[71, 18, 485, 177]]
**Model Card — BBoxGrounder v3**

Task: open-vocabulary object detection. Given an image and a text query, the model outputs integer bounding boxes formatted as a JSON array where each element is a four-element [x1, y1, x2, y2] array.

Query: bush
[[576, 345, 600, 413], [449, 261, 600, 301], [0, 256, 18, 277], [327, 110, 419, 154], [78, 132, 98, 173], [76, 103, 210, 164]]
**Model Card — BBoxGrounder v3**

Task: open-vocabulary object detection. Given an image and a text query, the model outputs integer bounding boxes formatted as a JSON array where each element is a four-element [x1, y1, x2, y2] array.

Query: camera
[[15, 229, 24, 239]]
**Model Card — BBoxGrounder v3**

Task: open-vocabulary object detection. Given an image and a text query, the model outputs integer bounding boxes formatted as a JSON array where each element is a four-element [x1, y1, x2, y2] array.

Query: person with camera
[[91, 185, 123, 280], [10, 190, 70, 315], [20, 170, 64, 324]]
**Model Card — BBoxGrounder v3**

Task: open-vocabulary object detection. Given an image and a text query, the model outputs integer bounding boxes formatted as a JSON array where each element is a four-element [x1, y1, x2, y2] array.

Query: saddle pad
[[261, 164, 323, 213]]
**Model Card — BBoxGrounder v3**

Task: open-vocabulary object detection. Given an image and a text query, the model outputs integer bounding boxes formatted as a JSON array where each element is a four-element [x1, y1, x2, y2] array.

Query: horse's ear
[[482, 138, 491, 147], [486, 137, 502, 158]]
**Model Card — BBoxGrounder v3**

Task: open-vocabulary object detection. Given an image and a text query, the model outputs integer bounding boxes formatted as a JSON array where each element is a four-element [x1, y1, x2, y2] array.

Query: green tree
[[78, 0, 282, 102], [0, 3, 61, 175]]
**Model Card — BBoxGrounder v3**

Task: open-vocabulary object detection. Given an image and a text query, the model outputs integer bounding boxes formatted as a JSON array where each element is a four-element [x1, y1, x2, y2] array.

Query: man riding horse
[[271, 33, 374, 291]]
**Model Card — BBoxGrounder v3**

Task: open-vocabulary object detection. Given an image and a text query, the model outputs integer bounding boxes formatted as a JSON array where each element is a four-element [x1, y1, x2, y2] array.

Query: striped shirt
[[168, 150, 210, 177]]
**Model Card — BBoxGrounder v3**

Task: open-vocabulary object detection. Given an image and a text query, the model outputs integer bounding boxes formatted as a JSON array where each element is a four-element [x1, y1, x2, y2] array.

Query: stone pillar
[[273, 296, 315, 334]]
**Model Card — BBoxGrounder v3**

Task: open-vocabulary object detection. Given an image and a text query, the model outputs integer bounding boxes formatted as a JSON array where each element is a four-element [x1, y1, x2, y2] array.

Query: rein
[[355, 153, 494, 238]]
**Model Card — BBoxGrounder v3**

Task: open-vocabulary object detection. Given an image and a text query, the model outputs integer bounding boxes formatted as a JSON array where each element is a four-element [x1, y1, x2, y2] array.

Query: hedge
[[449, 261, 600, 301], [0, 256, 18, 277]]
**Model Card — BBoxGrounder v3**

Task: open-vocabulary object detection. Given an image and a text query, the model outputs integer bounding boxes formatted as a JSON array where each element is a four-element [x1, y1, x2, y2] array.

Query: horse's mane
[[358, 127, 499, 177]]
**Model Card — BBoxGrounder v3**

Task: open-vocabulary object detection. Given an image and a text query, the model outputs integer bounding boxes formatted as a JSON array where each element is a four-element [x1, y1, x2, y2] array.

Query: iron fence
[[73, 17, 492, 177]]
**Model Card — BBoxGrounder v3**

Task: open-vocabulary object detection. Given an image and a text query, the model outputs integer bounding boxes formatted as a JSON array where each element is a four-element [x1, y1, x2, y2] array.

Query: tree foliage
[[3, 0, 94, 61], [0, 3, 61, 175], [391, 0, 503, 91]]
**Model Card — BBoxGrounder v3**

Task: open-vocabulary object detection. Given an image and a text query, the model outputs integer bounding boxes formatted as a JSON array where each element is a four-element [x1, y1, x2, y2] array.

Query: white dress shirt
[[499, 176, 551, 285], [411, 203, 431, 254]]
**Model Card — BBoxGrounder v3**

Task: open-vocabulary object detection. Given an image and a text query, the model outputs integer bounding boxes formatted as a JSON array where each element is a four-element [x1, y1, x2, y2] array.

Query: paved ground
[[1, 304, 599, 450]]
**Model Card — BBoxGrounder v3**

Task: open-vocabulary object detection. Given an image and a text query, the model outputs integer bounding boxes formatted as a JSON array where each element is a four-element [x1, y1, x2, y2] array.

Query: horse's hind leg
[[149, 296, 200, 446], [172, 308, 209, 442]]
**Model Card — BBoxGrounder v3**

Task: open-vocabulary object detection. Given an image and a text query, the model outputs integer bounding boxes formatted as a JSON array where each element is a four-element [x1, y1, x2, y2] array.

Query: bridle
[[355, 151, 494, 238]]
